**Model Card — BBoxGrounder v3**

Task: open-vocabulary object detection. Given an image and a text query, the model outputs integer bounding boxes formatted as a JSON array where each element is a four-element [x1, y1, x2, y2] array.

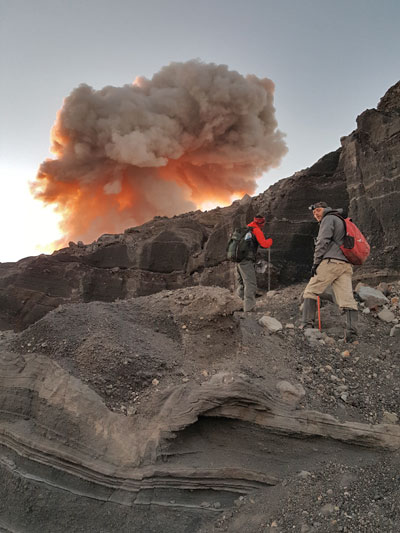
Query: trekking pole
[[267, 247, 271, 292], [317, 296, 321, 330]]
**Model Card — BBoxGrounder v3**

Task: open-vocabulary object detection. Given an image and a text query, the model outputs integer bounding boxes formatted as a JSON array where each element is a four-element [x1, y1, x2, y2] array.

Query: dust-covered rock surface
[[1, 278, 399, 532]]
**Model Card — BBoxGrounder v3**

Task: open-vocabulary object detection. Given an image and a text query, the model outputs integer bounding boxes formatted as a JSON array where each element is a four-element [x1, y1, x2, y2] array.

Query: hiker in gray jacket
[[301, 202, 358, 341]]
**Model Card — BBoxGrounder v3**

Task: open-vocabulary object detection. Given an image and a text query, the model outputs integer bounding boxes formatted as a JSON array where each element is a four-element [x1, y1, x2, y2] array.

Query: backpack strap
[[325, 211, 348, 246], [326, 211, 347, 231]]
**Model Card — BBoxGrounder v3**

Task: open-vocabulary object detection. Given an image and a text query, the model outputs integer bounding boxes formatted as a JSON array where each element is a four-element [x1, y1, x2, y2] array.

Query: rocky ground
[[7, 279, 399, 425], [204, 454, 400, 533], [1, 278, 399, 532]]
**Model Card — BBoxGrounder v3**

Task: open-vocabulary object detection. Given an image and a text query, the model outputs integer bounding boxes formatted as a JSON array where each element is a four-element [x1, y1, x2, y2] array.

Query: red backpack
[[331, 213, 370, 265]]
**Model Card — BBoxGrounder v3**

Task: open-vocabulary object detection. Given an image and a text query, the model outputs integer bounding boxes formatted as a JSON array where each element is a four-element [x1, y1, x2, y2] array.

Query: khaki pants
[[236, 260, 257, 312], [303, 259, 357, 310]]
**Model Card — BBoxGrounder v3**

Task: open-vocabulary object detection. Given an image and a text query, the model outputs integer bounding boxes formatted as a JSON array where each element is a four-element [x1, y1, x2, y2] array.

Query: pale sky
[[1, 0, 399, 262]]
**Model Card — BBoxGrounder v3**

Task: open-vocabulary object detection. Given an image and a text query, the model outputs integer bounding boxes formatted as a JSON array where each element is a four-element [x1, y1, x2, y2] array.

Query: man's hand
[[311, 264, 319, 277]]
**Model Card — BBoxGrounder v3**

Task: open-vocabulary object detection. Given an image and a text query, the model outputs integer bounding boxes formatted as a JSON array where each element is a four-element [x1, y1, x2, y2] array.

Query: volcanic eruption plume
[[33, 60, 287, 245]]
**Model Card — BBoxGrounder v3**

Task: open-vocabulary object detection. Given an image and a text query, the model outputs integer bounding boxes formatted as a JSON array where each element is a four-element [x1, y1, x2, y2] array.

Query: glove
[[311, 264, 319, 277]]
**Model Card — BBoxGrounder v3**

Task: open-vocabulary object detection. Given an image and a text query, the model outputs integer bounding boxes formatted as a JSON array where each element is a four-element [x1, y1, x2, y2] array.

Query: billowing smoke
[[33, 60, 287, 244]]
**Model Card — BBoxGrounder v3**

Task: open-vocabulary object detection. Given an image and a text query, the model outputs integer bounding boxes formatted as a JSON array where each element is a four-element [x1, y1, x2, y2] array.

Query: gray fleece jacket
[[313, 207, 348, 265]]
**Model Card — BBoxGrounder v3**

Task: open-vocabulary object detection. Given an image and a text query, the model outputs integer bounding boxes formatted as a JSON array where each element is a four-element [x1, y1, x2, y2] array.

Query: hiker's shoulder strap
[[325, 211, 347, 230]]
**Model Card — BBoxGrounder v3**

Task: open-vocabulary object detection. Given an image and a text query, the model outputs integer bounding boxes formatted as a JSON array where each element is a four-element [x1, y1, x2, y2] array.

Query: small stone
[[181, 324, 187, 329], [285, 323, 295, 329], [182, 377, 189, 383], [378, 309, 395, 323], [376, 282, 390, 295], [298, 470, 311, 479], [301, 525, 311, 533], [390, 324, 400, 337], [270, 521, 278, 528], [152, 378, 159, 386], [362, 307, 371, 314], [276, 380, 305, 405], [320, 503, 335, 516], [304, 328, 323, 340], [341, 350, 351, 358], [206, 334, 211, 339], [213, 502, 221, 509], [201, 370, 209, 377], [382, 411, 399, 424], [259, 315, 283, 332]]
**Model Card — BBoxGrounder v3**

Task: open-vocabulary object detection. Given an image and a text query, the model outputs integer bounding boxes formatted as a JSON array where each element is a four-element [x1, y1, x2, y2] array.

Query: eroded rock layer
[[1, 283, 400, 531]]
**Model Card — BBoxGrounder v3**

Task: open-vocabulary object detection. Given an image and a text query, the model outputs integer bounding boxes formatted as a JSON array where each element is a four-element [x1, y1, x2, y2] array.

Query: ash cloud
[[34, 60, 287, 245]]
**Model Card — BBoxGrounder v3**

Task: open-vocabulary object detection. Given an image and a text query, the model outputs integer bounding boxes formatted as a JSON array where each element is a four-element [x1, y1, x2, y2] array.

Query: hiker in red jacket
[[236, 215, 273, 312]]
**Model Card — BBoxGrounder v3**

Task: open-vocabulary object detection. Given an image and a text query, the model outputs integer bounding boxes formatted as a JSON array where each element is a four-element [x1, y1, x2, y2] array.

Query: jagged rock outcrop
[[340, 80, 400, 271], [0, 81, 399, 333]]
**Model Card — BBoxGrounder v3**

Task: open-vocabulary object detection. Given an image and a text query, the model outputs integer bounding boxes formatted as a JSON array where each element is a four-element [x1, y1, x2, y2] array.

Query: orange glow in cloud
[[33, 60, 287, 247]]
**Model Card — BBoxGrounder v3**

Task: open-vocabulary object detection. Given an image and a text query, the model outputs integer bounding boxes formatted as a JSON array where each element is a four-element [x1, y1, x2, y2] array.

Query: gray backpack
[[226, 227, 256, 262]]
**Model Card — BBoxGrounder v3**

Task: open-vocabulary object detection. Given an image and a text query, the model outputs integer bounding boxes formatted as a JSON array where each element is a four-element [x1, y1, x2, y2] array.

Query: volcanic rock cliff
[[1, 81, 399, 331], [1, 82, 399, 332], [0, 81, 400, 533]]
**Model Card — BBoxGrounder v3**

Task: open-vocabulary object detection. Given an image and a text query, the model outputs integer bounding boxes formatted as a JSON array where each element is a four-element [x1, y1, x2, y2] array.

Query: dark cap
[[308, 201, 328, 210]]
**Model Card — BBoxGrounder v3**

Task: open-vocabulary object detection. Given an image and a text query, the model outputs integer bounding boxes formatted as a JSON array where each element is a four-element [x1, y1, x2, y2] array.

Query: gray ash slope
[[1, 280, 400, 532]]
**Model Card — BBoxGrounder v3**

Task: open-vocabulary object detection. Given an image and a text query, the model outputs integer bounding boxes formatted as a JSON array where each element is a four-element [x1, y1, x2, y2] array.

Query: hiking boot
[[344, 309, 358, 343], [300, 298, 317, 329]]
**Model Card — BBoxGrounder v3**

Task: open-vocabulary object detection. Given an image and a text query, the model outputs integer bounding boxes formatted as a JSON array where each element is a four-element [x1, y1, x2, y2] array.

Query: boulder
[[356, 286, 389, 307]]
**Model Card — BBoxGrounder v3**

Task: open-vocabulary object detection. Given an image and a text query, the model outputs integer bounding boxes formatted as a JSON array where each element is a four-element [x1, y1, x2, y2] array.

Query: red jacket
[[247, 221, 273, 248]]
